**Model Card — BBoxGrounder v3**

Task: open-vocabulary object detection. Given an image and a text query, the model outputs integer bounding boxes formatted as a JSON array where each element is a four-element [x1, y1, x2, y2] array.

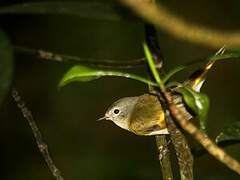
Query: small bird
[[99, 93, 192, 136], [99, 94, 169, 136]]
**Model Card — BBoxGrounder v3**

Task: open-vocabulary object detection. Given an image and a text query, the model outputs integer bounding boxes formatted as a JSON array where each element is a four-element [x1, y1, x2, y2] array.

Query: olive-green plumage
[[101, 94, 168, 136], [129, 94, 166, 135]]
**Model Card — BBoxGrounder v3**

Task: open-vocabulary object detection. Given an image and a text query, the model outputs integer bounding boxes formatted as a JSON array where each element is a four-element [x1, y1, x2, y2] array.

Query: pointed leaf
[[216, 121, 240, 144], [59, 65, 157, 87], [176, 86, 210, 132], [184, 47, 240, 92], [0, 29, 13, 105], [0, 2, 139, 22]]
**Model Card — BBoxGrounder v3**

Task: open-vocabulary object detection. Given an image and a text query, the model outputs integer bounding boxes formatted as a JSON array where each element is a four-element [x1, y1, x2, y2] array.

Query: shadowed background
[[0, 0, 240, 179]]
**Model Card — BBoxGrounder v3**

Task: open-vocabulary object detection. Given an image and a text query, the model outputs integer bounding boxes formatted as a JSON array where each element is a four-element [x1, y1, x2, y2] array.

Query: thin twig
[[164, 92, 240, 175], [120, 0, 240, 48], [11, 88, 64, 180], [14, 46, 146, 68]]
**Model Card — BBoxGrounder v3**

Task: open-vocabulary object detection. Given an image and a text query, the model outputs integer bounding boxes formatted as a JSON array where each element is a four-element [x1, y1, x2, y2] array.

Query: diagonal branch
[[164, 92, 240, 175], [120, 0, 240, 48], [11, 88, 64, 180]]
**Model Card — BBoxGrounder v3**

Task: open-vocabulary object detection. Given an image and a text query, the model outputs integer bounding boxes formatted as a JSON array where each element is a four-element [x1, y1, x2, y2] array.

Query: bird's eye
[[114, 109, 120, 114]]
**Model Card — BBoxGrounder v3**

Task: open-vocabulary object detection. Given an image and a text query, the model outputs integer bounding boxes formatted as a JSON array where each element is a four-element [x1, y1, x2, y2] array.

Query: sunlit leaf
[[216, 121, 240, 144], [176, 86, 210, 132], [0, 29, 13, 105], [0, 2, 139, 22], [59, 65, 157, 87]]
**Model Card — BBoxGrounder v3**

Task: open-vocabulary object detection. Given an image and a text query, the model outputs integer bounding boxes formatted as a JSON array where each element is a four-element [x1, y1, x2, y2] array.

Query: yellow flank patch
[[206, 62, 213, 70], [158, 110, 166, 129]]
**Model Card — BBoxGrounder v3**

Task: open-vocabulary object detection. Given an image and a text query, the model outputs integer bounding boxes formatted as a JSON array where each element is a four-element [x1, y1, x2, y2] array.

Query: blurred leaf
[[0, 29, 13, 105], [194, 121, 240, 157], [59, 65, 157, 87], [176, 86, 210, 132], [216, 121, 240, 144], [0, 2, 139, 22]]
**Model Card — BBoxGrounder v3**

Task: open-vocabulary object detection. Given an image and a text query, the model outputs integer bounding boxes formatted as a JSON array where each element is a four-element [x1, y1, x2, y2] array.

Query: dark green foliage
[[0, 2, 139, 22], [216, 121, 240, 144], [0, 29, 13, 105]]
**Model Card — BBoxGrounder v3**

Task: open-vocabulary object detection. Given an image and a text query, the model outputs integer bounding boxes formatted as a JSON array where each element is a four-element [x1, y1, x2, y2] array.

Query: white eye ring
[[113, 109, 120, 114]]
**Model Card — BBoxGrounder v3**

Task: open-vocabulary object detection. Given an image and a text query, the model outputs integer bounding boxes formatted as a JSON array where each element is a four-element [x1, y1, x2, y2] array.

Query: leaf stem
[[143, 43, 165, 91]]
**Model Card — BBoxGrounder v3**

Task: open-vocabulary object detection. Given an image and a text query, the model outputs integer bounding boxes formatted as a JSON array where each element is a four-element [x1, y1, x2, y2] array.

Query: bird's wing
[[129, 94, 166, 135]]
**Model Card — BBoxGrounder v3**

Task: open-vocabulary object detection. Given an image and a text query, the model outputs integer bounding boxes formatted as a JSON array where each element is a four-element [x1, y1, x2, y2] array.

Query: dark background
[[0, 0, 240, 179]]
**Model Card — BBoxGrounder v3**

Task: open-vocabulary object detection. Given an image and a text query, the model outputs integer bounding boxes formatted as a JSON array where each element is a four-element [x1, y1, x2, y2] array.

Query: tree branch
[[120, 0, 240, 48], [155, 135, 173, 180], [144, 2, 193, 178], [11, 88, 64, 180], [166, 114, 193, 180]]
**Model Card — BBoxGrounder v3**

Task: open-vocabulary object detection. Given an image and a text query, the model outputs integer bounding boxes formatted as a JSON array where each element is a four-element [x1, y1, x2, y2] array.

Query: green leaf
[[193, 121, 240, 157], [0, 2, 139, 22], [176, 86, 210, 132], [0, 29, 13, 105], [143, 43, 165, 91], [59, 65, 157, 87], [216, 121, 240, 144]]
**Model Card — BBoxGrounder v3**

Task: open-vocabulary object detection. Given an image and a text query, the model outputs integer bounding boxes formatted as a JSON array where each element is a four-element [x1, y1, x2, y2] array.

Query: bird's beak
[[97, 116, 107, 121]]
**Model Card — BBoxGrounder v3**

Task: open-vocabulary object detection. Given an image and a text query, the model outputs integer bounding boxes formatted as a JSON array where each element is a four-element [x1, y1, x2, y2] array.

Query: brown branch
[[155, 135, 173, 180], [11, 88, 64, 180], [164, 92, 240, 175], [155, 92, 193, 180], [14, 46, 146, 68], [166, 114, 193, 180], [120, 0, 240, 48]]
